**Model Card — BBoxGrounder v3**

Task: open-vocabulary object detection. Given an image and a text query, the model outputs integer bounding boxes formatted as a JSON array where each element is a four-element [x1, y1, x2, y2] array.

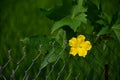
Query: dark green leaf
[[51, 13, 87, 33], [72, 0, 87, 17], [112, 24, 120, 43], [40, 41, 63, 69], [20, 35, 54, 51], [97, 27, 110, 36]]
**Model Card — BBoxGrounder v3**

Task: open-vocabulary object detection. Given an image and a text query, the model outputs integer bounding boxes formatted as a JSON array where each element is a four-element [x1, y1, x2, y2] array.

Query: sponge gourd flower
[[69, 35, 92, 57]]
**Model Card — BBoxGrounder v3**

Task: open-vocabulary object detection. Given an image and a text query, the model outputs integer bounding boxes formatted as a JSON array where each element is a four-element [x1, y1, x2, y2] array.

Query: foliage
[[0, 0, 120, 79]]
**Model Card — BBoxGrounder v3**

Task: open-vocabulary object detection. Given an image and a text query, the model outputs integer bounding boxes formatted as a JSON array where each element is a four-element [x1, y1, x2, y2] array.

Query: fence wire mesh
[[0, 40, 120, 80]]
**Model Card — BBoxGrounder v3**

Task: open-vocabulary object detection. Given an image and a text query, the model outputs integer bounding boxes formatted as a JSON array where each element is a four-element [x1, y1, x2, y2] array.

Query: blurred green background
[[0, 0, 59, 63], [0, 0, 120, 80], [0, 0, 56, 79]]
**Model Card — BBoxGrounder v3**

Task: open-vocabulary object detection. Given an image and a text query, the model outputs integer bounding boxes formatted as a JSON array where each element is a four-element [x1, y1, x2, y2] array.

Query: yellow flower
[[69, 35, 92, 57]]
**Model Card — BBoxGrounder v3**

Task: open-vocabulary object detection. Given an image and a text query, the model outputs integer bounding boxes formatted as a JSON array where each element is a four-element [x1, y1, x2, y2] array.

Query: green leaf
[[90, 0, 100, 9], [51, 13, 87, 33], [97, 26, 110, 36], [40, 0, 72, 21], [99, 12, 112, 24], [55, 29, 66, 45], [101, 0, 119, 17], [51, 0, 87, 33], [76, 22, 94, 35], [96, 20, 107, 26], [40, 41, 63, 69], [112, 24, 120, 43], [20, 35, 54, 51], [72, 0, 87, 17], [21, 35, 64, 69]]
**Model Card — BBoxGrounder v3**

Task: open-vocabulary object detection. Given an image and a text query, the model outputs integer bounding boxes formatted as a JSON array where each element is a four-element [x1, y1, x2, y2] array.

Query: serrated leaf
[[72, 0, 87, 17], [77, 22, 94, 35], [97, 27, 110, 36], [55, 29, 66, 45], [20, 35, 54, 51], [96, 20, 106, 26], [112, 24, 120, 43], [90, 0, 100, 9], [99, 12, 112, 24], [51, 13, 87, 33], [21, 35, 64, 69], [101, 0, 119, 17], [40, 0, 72, 21], [40, 41, 63, 69]]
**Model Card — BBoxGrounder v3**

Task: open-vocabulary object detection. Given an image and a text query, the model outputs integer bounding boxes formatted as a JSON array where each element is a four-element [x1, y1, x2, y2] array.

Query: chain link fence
[[0, 40, 120, 80]]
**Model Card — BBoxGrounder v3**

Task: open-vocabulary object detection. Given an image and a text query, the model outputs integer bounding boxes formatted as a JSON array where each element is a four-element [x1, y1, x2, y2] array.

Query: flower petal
[[69, 37, 77, 47], [84, 41, 92, 50], [77, 35, 85, 44], [77, 48, 87, 57], [70, 47, 77, 56], [69, 34, 92, 57]]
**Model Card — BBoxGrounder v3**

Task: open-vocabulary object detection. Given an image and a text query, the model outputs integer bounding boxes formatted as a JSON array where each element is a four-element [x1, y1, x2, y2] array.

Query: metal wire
[[0, 40, 120, 80]]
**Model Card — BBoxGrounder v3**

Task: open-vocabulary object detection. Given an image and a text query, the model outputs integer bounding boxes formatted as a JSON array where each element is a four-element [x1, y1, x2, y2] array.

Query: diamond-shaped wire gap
[[45, 45, 66, 80], [45, 40, 67, 80], [110, 44, 120, 79], [91, 42, 118, 80], [108, 58, 120, 80], [74, 62, 89, 80], [13, 46, 34, 79], [73, 53, 103, 80], [107, 48, 120, 80], [100, 39, 119, 66], [76, 42, 100, 80], [80, 45, 105, 80], [33, 42, 55, 80], [78, 52, 96, 80], [10, 46, 27, 76], [65, 56, 88, 80], [3, 49, 12, 69], [33, 40, 67, 80], [94, 44, 107, 61], [33, 65, 51, 80], [10, 46, 26, 79], [33, 42, 56, 80], [93, 44, 108, 65], [57, 55, 77, 80], [44, 57, 65, 80], [65, 64, 72, 80], [62, 44, 98, 79], [23, 45, 42, 80], [72, 43, 105, 80], [90, 50, 105, 80], [56, 61, 66, 80], [102, 44, 115, 80], [1, 49, 12, 79], [99, 40, 120, 80], [54, 55, 74, 80], [55, 55, 71, 80]]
